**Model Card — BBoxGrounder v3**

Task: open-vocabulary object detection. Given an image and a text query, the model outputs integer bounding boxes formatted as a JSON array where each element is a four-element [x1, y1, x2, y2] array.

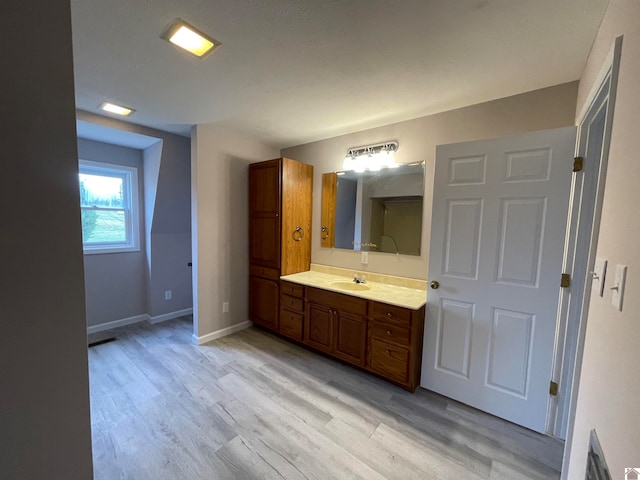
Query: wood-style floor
[[88, 317, 563, 480]]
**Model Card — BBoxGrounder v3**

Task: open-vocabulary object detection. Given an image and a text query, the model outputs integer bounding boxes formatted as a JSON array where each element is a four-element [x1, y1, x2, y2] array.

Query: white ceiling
[[71, 0, 608, 148]]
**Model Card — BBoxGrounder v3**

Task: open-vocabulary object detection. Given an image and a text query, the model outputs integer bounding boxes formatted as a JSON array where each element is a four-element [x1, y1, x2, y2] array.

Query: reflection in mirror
[[321, 163, 424, 256]]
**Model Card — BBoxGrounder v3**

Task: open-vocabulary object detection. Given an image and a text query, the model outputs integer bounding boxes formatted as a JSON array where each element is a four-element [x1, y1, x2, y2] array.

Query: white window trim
[[79, 159, 140, 255]]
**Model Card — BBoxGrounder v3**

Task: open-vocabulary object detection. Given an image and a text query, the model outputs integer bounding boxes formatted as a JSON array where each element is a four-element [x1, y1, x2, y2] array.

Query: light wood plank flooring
[[88, 317, 563, 479]]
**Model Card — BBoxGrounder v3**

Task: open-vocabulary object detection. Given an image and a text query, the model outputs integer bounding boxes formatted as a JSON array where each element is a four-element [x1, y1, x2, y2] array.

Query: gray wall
[[565, 0, 640, 477], [76, 111, 192, 327], [0, 0, 94, 477], [191, 126, 280, 340], [148, 135, 192, 318], [282, 81, 579, 280], [78, 138, 148, 327]]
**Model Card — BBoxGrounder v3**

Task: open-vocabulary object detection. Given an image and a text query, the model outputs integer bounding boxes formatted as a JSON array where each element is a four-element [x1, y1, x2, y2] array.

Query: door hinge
[[573, 156, 584, 172], [561, 273, 571, 288], [549, 381, 559, 396]]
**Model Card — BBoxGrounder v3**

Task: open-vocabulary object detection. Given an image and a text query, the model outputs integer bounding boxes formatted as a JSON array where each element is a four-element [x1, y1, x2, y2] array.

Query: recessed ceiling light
[[99, 102, 135, 117], [162, 19, 220, 58]]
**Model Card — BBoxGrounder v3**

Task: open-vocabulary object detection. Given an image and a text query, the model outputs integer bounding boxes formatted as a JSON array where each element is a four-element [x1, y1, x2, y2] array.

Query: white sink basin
[[329, 280, 371, 291]]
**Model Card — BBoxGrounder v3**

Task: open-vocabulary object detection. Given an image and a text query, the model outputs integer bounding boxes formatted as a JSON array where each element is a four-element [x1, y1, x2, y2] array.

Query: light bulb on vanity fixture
[[342, 141, 399, 172]]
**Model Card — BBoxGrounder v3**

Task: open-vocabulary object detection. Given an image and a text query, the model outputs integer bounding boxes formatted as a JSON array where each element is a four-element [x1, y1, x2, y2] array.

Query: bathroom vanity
[[280, 266, 426, 392], [249, 157, 426, 392]]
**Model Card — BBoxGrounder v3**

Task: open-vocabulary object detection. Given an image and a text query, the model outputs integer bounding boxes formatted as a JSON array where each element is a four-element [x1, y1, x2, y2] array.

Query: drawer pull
[[386, 330, 392, 335], [386, 312, 392, 318], [386, 349, 391, 355]]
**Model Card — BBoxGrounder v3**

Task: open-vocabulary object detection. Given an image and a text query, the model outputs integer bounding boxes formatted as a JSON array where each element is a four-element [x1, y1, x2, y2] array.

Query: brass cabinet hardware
[[573, 156, 584, 172], [292, 226, 304, 241]]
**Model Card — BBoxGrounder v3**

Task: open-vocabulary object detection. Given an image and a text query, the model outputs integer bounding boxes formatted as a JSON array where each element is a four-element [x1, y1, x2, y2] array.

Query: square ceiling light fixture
[[99, 101, 135, 117], [162, 19, 220, 58]]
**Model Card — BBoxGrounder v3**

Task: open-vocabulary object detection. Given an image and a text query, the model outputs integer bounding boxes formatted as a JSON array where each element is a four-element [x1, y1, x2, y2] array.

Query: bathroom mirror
[[321, 163, 424, 255]]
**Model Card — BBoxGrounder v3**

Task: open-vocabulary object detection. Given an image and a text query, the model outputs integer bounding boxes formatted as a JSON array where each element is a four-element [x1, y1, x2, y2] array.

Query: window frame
[[79, 159, 140, 255]]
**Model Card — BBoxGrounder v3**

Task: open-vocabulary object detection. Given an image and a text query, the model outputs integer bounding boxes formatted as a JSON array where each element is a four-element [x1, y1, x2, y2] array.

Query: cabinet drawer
[[369, 301, 411, 326], [281, 294, 304, 313], [307, 287, 367, 316], [279, 309, 303, 342], [281, 281, 304, 298], [370, 320, 411, 346], [250, 265, 280, 281], [369, 339, 410, 384]]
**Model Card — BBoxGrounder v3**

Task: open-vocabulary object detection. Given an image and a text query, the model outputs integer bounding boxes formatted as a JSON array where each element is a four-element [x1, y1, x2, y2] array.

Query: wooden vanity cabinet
[[248, 158, 313, 331], [249, 273, 280, 330], [367, 300, 425, 391], [305, 287, 368, 366], [279, 281, 305, 342], [303, 286, 424, 390]]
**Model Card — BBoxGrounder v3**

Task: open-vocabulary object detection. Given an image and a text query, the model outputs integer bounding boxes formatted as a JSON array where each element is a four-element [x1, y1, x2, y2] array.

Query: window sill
[[83, 246, 140, 255]]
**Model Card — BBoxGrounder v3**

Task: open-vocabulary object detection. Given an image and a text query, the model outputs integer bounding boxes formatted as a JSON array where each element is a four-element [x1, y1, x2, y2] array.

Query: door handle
[[430, 280, 440, 290]]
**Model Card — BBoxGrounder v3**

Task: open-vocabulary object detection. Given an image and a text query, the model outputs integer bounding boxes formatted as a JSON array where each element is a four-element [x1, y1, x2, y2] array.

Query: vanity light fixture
[[99, 101, 135, 117], [342, 141, 399, 172], [161, 19, 220, 58]]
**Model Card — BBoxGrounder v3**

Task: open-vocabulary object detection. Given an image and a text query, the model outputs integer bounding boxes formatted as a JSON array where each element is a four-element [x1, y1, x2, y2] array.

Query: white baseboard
[[87, 314, 148, 334], [193, 320, 252, 345], [148, 308, 193, 324], [87, 308, 193, 334]]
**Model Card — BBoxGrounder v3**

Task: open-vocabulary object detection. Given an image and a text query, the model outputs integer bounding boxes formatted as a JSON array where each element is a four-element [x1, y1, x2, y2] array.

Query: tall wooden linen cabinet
[[249, 158, 313, 332]]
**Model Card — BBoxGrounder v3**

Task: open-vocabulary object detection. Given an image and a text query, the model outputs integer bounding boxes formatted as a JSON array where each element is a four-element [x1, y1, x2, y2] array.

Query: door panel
[[486, 308, 534, 397], [496, 197, 546, 286], [249, 276, 279, 330], [436, 298, 474, 379], [422, 126, 576, 433], [250, 216, 280, 268], [249, 160, 281, 268], [249, 160, 280, 214], [333, 310, 366, 366], [305, 303, 333, 353], [443, 199, 483, 279]]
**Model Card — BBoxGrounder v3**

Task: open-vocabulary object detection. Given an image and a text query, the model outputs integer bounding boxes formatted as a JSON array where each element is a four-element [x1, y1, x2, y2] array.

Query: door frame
[[550, 35, 622, 474]]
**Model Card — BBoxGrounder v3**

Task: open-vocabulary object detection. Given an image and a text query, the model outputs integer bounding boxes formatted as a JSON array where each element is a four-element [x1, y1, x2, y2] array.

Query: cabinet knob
[[386, 349, 391, 355], [386, 312, 392, 318], [386, 330, 392, 335]]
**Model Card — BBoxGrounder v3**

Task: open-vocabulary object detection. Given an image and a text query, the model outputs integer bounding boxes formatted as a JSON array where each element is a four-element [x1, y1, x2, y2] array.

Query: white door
[[422, 126, 576, 433]]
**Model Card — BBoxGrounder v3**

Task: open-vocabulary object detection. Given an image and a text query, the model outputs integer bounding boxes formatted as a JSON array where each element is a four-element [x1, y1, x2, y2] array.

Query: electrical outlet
[[164, 290, 172, 301], [222, 301, 229, 313], [361, 251, 368, 264]]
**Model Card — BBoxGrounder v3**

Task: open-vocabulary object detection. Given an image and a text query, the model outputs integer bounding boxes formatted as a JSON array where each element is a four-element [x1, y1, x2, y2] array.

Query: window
[[78, 160, 139, 254]]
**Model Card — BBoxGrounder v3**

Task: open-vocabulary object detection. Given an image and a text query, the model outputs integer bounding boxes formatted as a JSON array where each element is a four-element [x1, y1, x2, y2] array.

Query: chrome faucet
[[353, 274, 367, 284]]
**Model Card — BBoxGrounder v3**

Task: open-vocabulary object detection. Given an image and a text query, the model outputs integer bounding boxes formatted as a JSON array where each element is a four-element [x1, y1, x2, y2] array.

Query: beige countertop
[[280, 266, 427, 310]]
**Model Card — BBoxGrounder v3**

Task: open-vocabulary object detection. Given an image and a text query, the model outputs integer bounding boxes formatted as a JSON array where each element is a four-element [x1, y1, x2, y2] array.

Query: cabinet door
[[305, 302, 333, 353], [333, 310, 367, 366], [320, 172, 337, 248], [281, 158, 313, 275], [249, 160, 281, 269], [249, 276, 279, 330]]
